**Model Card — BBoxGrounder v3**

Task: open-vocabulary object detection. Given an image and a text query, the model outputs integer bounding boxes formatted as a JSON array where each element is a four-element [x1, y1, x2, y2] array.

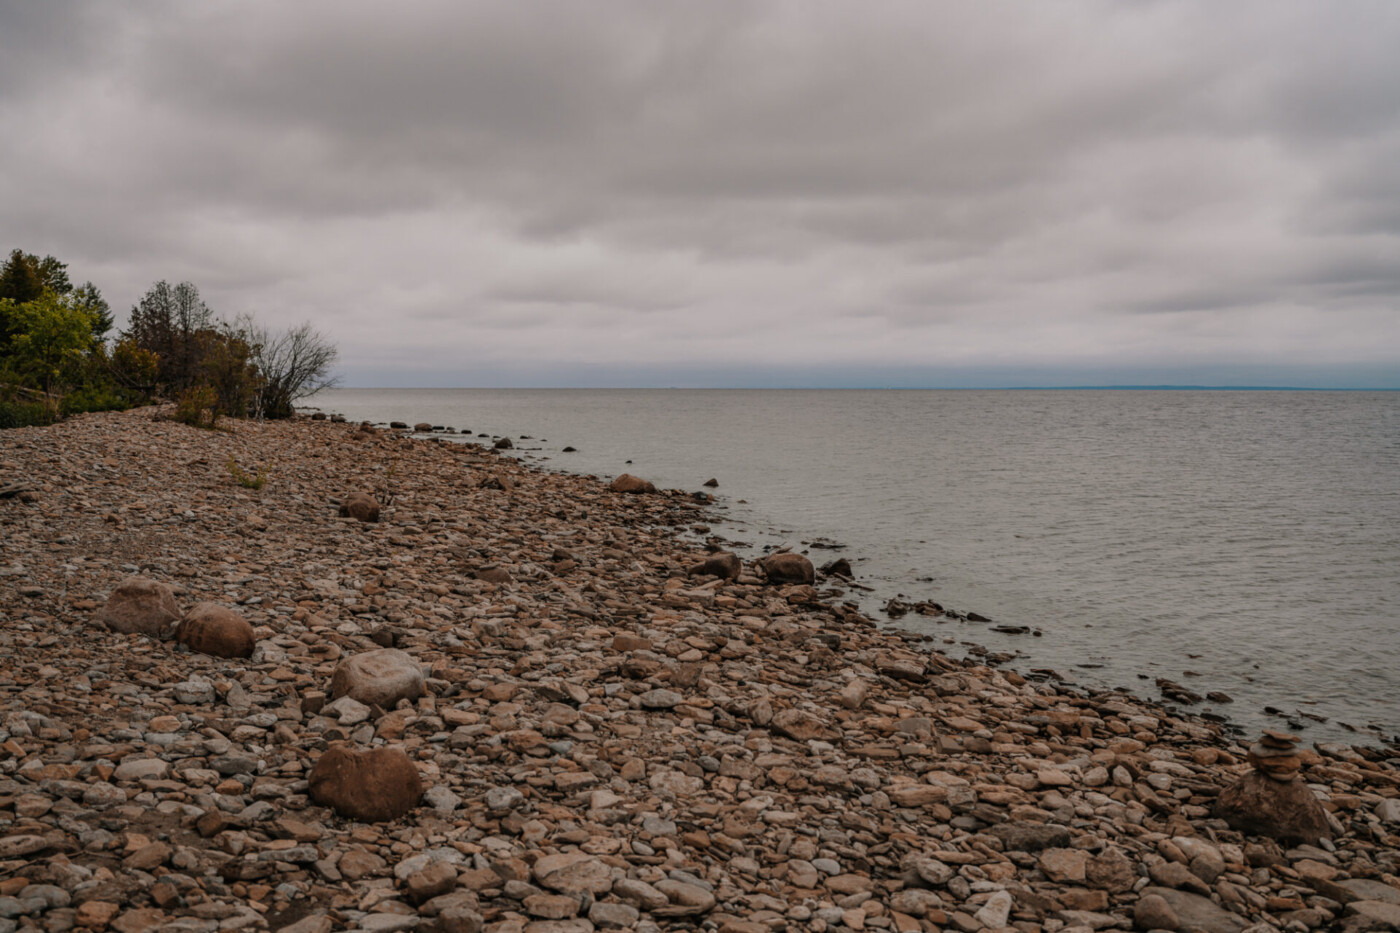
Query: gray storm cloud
[[2, 0, 1397, 386]]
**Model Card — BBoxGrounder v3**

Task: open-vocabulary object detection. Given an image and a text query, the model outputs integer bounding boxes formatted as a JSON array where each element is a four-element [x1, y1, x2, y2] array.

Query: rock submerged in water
[[758, 552, 814, 585], [175, 602, 256, 658], [337, 491, 380, 523], [96, 576, 181, 636], [307, 744, 422, 822], [493, 437, 513, 449], [329, 648, 426, 709], [609, 473, 656, 494], [413, 422, 432, 433]]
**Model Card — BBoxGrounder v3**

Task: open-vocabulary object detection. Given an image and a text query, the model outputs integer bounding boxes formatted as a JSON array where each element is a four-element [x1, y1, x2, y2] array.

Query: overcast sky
[[3, 1, 1398, 387]]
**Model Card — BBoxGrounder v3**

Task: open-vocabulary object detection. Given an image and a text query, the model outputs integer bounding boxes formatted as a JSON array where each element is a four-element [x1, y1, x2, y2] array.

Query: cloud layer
[[3, 1, 1398, 386]]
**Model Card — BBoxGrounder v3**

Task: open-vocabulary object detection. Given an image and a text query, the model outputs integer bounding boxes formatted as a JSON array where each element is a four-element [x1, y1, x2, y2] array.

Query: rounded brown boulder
[[330, 648, 426, 709], [609, 473, 656, 494], [96, 576, 181, 637], [308, 745, 422, 822], [176, 602, 256, 658], [687, 553, 742, 581], [338, 492, 380, 523], [1213, 771, 1330, 846], [758, 552, 815, 585]]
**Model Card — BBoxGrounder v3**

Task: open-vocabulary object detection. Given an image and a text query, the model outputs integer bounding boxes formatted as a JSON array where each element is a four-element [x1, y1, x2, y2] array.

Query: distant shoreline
[[328, 384, 1400, 392]]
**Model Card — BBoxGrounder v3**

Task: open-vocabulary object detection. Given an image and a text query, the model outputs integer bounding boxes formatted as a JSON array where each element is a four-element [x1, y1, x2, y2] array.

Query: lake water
[[316, 388, 1400, 747]]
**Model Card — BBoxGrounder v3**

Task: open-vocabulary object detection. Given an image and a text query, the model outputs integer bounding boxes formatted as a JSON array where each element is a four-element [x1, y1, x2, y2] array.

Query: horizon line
[[326, 384, 1400, 392]]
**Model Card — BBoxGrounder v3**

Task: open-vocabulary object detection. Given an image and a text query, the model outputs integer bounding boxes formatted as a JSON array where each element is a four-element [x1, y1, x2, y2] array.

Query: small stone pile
[[1249, 729, 1305, 782], [1216, 729, 1334, 848]]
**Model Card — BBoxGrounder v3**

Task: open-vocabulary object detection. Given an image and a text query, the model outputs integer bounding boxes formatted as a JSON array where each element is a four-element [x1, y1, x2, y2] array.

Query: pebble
[[0, 408, 1395, 933]]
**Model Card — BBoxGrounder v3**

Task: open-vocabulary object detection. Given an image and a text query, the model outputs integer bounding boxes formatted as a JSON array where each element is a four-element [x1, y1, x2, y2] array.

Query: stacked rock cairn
[[1247, 729, 1303, 781]]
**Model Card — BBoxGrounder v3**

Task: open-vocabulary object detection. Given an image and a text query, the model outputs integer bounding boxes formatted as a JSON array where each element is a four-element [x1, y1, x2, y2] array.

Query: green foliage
[[109, 338, 160, 390], [0, 396, 56, 429], [4, 291, 97, 396], [196, 326, 261, 418], [59, 383, 139, 416], [126, 280, 215, 390], [0, 248, 339, 430], [0, 249, 45, 305], [71, 282, 112, 345], [226, 456, 268, 490], [172, 385, 219, 430]]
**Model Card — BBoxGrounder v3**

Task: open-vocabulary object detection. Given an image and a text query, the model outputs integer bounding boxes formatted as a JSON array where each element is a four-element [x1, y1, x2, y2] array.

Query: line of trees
[[0, 247, 338, 428]]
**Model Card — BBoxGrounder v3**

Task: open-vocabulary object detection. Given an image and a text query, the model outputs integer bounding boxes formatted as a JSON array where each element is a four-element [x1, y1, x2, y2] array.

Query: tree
[[126, 280, 214, 388], [0, 250, 44, 351], [0, 249, 45, 305], [34, 255, 72, 295], [245, 321, 340, 419], [71, 282, 112, 346], [3, 291, 97, 398]]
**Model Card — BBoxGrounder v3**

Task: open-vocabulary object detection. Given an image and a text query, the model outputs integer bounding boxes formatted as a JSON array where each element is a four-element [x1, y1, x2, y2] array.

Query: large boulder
[[96, 576, 181, 636], [308, 745, 422, 822], [687, 553, 741, 581], [1213, 771, 1330, 846], [413, 422, 433, 433], [758, 553, 815, 585], [176, 602, 256, 658], [609, 474, 655, 494], [330, 649, 425, 709], [338, 492, 380, 523]]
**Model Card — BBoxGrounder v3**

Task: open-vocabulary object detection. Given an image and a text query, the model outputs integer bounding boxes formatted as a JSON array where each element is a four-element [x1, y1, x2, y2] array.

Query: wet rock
[[96, 576, 180, 636], [307, 744, 423, 821], [175, 601, 256, 658], [687, 552, 741, 581], [757, 552, 814, 585], [820, 558, 853, 577], [608, 473, 655, 494]]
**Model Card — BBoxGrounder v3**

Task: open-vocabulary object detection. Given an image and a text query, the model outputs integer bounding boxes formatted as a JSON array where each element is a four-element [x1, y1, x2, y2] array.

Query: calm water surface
[[317, 388, 1400, 746]]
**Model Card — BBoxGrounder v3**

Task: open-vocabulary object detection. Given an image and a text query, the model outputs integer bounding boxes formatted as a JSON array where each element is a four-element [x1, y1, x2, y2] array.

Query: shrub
[[0, 397, 55, 429], [173, 385, 219, 430], [226, 456, 268, 490], [60, 384, 139, 416]]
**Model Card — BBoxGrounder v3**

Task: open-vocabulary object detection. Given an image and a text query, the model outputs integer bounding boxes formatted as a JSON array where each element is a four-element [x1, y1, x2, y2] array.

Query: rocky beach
[[1, 408, 1398, 933]]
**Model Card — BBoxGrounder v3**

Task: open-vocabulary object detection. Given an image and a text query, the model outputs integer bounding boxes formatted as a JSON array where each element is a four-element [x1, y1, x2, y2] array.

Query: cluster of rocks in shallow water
[[0, 408, 1399, 933]]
